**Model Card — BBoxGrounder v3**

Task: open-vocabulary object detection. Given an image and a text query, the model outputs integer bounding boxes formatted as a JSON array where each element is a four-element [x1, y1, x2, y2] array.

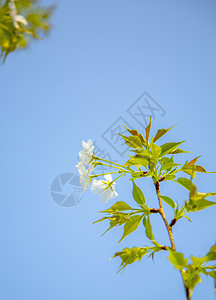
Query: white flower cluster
[[76, 139, 118, 203], [9, 0, 28, 29]]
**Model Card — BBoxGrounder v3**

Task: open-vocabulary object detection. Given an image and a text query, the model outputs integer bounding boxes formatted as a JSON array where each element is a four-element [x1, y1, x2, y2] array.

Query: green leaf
[[143, 216, 154, 241], [164, 174, 176, 181], [182, 265, 202, 295], [168, 250, 188, 270], [194, 199, 216, 211], [123, 125, 146, 144], [129, 153, 150, 168], [150, 138, 161, 160], [176, 177, 197, 194], [100, 219, 120, 236], [160, 141, 185, 157], [210, 243, 216, 252], [160, 195, 176, 209], [191, 256, 206, 268], [124, 157, 143, 168], [153, 125, 175, 143], [99, 201, 132, 213], [131, 171, 150, 179], [132, 181, 145, 205], [145, 116, 152, 142], [120, 134, 143, 149], [112, 246, 149, 272], [93, 213, 129, 236], [188, 156, 202, 166], [206, 252, 216, 261], [195, 165, 207, 173], [182, 164, 207, 175], [119, 215, 142, 243], [160, 162, 180, 173], [170, 148, 190, 154]]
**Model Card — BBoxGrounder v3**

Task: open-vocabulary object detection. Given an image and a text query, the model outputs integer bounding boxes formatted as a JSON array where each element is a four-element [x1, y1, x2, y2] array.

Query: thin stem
[[154, 180, 175, 250], [111, 172, 126, 183], [93, 156, 125, 169], [91, 171, 120, 178], [153, 180, 189, 298], [94, 162, 123, 171]]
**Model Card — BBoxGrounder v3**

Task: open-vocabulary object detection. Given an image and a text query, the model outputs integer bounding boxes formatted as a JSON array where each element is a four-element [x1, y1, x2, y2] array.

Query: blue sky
[[1, 0, 216, 299]]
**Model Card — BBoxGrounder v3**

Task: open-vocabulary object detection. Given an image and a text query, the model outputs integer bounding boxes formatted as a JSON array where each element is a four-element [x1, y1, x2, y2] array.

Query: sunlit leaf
[[143, 216, 154, 241], [153, 125, 175, 143], [150, 138, 161, 160], [188, 156, 202, 166], [160, 195, 176, 209], [123, 125, 146, 144], [119, 215, 142, 243], [160, 141, 185, 157], [112, 246, 149, 272], [120, 134, 143, 149], [168, 250, 188, 270], [132, 181, 145, 205], [145, 116, 152, 143], [99, 201, 132, 213]]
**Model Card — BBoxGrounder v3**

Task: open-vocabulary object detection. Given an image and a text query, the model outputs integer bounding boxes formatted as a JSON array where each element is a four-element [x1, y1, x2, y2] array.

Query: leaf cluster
[[0, 0, 53, 62], [169, 244, 216, 296]]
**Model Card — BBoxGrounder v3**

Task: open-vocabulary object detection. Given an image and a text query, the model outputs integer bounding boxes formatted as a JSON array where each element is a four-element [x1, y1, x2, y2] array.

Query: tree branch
[[154, 180, 189, 299], [154, 180, 176, 250]]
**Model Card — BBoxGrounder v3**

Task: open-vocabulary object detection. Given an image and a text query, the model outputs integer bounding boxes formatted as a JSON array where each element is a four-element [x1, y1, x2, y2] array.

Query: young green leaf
[[128, 153, 150, 168], [159, 141, 185, 157], [123, 125, 146, 144], [143, 216, 154, 241], [145, 116, 152, 143], [182, 265, 202, 295], [132, 181, 145, 205], [99, 201, 132, 213], [112, 246, 149, 272], [194, 199, 216, 211], [160, 195, 176, 209], [170, 148, 190, 154], [191, 256, 206, 268], [188, 156, 202, 166], [120, 134, 143, 149], [150, 138, 161, 160], [164, 174, 176, 181], [176, 177, 197, 194], [168, 250, 188, 270], [119, 215, 142, 243], [153, 125, 175, 143], [160, 162, 180, 173]]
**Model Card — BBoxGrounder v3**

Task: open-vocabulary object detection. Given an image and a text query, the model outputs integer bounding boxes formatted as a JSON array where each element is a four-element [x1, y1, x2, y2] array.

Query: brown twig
[[153, 180, 189, 299], [154, 181, 175, 250]]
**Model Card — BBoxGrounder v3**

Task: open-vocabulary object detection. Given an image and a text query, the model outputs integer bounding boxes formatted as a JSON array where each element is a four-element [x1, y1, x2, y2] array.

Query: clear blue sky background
[[1, 0, 216, 299]]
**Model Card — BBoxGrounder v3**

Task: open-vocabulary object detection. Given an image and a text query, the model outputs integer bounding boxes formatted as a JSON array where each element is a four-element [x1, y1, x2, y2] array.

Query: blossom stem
[[91, 171, 120, 178], [94, 162, 124, 171], [93, 156, 126, 169], [110, 172, 126, 183]]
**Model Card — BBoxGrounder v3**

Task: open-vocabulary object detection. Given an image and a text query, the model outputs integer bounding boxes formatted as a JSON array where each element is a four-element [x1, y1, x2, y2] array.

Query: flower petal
[[100, 189, 113, 203], [15, 15, 28, 26], [104, 174, 112, 182], [91, 179, 106, 194]]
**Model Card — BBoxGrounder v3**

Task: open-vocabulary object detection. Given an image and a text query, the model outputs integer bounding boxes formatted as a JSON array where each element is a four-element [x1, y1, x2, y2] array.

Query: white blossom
[[76, 162, 94, 191], [9, 0, 28, 29], [78, 139, 94, 167], [91, 174, 118, 203]]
